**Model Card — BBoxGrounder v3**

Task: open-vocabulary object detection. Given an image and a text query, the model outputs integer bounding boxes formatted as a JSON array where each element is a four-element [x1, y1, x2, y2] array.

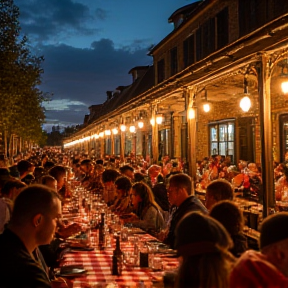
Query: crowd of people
[[0, 148, 287, 287]]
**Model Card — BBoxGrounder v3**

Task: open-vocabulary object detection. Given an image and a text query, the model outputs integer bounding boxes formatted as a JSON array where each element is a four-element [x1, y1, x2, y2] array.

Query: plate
[[56, 266, 86, 277]]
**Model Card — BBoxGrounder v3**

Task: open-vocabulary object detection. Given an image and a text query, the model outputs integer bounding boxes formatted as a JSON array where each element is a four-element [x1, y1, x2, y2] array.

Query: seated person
[[205, 179, 234, 211], [119, 165, 134, 182], [101, 169, 120, 206], [0, 184, 69, 287], [110, 176, 132, 214], [49, 165, 71, 198], [209, 200, 248, 257], [124, 182, 165, 234], [41, 175, 57, 191], [230, 212, 288, 288], [152, 173, 170, 212], [0, 180, 26, 233], [163, 173, 208, 248], [175, 212, 235, 288]]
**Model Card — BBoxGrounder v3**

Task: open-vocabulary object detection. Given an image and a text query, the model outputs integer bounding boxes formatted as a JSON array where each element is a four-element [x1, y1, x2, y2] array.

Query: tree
[[0, 0, 48, 156]]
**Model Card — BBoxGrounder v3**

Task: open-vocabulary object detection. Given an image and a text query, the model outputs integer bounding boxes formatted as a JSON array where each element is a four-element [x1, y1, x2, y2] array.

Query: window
[[216, 7, 229, 49], [196, 18, 215, 61], [183, 34, 195, 68], [157, 59, 165, 83], [209, 120, 235, 163], [170, 47, 178, 76], [202, 18, 215, 58], [237, 0, 288, 37]]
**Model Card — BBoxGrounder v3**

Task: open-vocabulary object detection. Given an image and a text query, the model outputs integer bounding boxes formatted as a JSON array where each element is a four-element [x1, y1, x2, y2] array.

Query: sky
[[14, 0, 192, 132]]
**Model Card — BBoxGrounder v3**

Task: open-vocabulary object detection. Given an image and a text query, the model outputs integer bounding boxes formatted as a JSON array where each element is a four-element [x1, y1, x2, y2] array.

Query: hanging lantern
[[240, 96, 251, 112]]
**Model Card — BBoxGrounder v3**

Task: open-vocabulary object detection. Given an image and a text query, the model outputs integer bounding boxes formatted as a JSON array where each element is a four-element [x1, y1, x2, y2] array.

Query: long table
[[58, 230, 178, 287]]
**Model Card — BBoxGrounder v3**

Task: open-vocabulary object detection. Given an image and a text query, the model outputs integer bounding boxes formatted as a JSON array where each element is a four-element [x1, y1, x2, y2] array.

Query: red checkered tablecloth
[[59, 235, 178, 287]]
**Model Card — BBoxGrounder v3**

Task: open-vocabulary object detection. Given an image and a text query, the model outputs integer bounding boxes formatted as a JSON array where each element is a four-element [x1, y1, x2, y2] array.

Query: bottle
[[111, 235, 123, 275], [98, 212, 106, 250]]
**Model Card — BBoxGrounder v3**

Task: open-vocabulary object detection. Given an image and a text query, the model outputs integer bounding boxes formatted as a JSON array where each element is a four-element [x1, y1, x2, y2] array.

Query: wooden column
[[120, 130, 125, 161], [258, 54, 274, 217], [111, 134, 115, 156], [187, 88, 197, 184], [151, 105, 159, 164]]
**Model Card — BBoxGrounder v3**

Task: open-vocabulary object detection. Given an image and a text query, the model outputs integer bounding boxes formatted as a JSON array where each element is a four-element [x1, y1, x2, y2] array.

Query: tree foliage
[[0, 0, 47, 150]]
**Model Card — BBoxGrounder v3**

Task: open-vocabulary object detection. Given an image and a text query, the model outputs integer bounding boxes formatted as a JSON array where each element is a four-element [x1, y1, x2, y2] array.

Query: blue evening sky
[[14, 0, 192, 131]]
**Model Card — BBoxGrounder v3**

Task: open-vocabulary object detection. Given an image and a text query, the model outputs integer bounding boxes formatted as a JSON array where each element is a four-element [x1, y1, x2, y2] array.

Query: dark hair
[[72, 158, 80, 165], [44, 161, 55, 171], [1, 180, 26, 196], [48, 165, 66, 182], [168, 173, 192, 195], [101, 169, 120, 183], [132, 182, 161, 218], [80, 159, 91, 166], [34, 166, 45, 181], [96, 159, 104, 165], [206, 179, 233, 202], [119, 165, 134, 174], [260, 212, 288, 249], [115, 176, 132, 196], [176, 212, 233, 288], [17, 160, 32, 174], [11, 184, 60, 226], [209, 200, 244, 236], [134, 172, 145, 182]]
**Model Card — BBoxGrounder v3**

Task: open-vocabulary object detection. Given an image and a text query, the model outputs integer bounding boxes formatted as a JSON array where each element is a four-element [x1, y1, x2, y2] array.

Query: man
[[0, 179, 26, 233], [205, 179, 234, 211], [119, 164, 134, 181], [163, 173, 208, 249], [0, 185, 62, 287], [230, 212, 288, 287], [17, 159, 35, 185], [101, 168, 120, 206]]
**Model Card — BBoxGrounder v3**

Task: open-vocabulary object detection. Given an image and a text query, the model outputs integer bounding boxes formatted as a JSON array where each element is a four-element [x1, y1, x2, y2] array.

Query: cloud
[[40, 39, 152, 105], [36, 39, 152, 129], [43, 99, 86, 111], [15, 0, 105, 43]]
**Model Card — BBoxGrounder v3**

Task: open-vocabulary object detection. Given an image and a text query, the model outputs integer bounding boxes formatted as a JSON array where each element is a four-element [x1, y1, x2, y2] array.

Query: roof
[[87, 65, 154, 124], [168, 1, 202, 24]]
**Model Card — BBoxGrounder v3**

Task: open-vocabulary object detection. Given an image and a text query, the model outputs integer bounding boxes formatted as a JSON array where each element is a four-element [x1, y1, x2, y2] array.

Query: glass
[[123, 251, 137, 268]]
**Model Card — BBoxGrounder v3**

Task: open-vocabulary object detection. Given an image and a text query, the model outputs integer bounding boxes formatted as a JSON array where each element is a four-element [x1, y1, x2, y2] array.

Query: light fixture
[[240, 96, 251, 112], [278, 57, 288, 94], [202, 90, 210, 113], [188, 107, 196, 119], [105, 129, 111, 136], [99, 132, 104, 138], [240, 79, 251, 112], [282, 82, 288, 94], [156, 114, 163, 125], [150, 118, 155, 126], [120, 124, 126, 132], [129, 125, 136, 133], [138, 121, 144, 128], [112, 128, 118, 135]]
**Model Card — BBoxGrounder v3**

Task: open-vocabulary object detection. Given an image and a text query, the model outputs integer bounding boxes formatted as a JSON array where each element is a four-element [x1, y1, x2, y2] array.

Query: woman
[[110, 176, 132, 214], [209, 200, 248, 257], [175, 212, 235, 288], [125, 182, 165, 234], [48, 165, 71, 198]]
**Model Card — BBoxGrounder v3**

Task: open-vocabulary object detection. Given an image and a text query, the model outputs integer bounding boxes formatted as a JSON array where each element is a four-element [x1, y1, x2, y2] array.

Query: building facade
[[64, 0, 288, 214]]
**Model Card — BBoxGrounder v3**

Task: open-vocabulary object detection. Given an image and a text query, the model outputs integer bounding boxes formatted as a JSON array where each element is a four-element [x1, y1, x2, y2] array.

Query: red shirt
[[230, 250, 288, 288]]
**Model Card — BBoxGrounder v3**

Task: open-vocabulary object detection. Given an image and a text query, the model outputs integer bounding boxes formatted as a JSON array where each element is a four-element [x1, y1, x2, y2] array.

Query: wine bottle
[[111, 235, 123, 275], [98, 212, 106, 250]]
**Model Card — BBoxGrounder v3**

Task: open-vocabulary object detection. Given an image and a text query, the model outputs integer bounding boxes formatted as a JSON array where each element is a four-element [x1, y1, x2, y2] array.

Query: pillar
[[258, 54, 274, 217]]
